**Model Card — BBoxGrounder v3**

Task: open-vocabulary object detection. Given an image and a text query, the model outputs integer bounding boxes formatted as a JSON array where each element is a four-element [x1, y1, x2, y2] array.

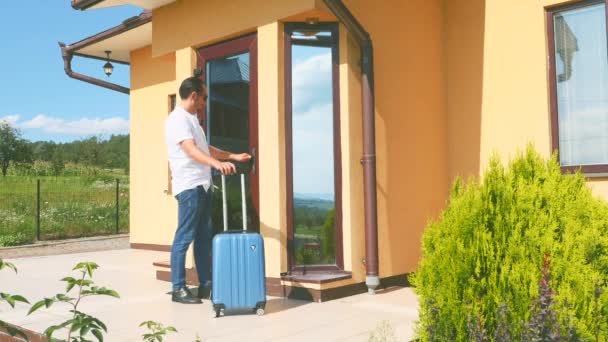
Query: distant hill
[[294, 196, 334, 211], [294, 192, 334, 201]]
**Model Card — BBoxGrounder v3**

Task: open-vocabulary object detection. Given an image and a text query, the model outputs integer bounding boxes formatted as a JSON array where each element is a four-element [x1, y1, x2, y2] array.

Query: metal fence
[[0, 177, 129, 247]]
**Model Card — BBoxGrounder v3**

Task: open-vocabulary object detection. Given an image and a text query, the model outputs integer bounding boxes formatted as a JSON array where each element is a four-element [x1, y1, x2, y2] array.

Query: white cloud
[[0, 115, 20, 125], [293, 52, 332, 89], [291, 103, 336, 194], [292, 52, 333, 114], [0, 114, 129, 137]]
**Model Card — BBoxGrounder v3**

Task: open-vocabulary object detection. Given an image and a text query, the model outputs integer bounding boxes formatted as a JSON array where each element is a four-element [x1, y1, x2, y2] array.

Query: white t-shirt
[[165, 106, 211, 196]]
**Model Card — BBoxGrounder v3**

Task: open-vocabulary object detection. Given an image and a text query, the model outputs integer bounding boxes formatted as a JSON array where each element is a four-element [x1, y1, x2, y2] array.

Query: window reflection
[[289, 27, 339, 266], [206, 52, 259, 233]]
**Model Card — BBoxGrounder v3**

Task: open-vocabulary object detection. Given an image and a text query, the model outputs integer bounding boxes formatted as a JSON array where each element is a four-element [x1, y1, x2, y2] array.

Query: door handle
[[250, 147, 256, 175]]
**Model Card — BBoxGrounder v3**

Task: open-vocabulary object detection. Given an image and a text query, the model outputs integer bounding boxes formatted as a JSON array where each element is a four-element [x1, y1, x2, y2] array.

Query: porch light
[[103, 50, 114, 77], [306, 17, 319, 25]]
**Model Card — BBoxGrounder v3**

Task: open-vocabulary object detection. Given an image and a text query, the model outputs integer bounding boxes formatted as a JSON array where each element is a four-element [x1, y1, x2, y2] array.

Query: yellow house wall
[[445, 0, 486, 181], [446, 0, 608, 199], [338, 0, 448, 276], [131, 46, 202, 267], [129, 46, 177, 247], [128, 0, 608, 289], [152, 0, 317, 57], [131, 0, 447, 283]]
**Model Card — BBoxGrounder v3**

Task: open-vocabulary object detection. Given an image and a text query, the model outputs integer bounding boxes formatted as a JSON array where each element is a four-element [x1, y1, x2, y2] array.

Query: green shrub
[[412, 146, 608, 341]]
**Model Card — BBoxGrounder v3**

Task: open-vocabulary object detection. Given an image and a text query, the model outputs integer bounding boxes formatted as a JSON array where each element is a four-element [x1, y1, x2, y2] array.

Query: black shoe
[[172, 287, 202, 304], [197, 282, 212, 299]]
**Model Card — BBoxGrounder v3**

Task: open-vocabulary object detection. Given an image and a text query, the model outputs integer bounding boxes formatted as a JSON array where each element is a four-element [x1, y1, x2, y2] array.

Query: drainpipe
[[322, 0, 380, 294], [59, 42, 130, 95]]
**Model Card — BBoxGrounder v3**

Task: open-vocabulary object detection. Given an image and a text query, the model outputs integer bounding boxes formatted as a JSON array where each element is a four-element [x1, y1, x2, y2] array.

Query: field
[[0, 175, 129, 247]]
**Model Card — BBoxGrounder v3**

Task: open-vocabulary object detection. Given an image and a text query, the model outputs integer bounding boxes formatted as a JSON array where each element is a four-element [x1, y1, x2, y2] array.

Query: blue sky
[[0, 2, 141, 142]]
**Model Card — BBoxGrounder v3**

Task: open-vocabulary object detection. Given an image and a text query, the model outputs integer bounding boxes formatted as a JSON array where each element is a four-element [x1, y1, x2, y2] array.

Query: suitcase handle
[[221, 173, 247, 232]]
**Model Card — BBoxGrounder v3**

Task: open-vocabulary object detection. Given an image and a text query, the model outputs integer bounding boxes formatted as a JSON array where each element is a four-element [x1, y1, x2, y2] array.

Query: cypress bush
[[412, 146, 608, 341]]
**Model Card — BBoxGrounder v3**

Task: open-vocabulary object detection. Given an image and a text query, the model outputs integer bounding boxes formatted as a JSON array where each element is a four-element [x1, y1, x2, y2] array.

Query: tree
[[82, 136, 103, 167], [0, 122, 32, 177], [321, 208, 335, 261], [51, 148, 65, 176], [31, 141, 56, 162]]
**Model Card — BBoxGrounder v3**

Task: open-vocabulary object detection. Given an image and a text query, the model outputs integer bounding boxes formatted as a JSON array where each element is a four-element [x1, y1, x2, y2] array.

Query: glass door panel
[[198, 36, 259, 234]]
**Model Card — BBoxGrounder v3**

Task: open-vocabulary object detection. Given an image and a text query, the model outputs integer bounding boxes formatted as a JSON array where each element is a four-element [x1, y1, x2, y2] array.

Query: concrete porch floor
[[1, 249, 419, 341]]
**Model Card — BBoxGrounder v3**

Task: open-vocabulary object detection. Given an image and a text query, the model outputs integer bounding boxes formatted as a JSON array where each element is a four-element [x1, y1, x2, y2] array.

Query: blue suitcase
[[211, 173, 266, 317]]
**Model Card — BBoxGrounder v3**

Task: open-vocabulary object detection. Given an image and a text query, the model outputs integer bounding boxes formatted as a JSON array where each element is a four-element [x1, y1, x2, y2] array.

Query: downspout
[[322, 0, 380, 294], [59, 42, 130, 95]]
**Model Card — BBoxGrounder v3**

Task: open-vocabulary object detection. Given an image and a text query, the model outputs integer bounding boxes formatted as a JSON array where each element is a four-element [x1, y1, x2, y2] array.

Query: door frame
[[284, 23, 344, 273], [196, 33, 260, 216]]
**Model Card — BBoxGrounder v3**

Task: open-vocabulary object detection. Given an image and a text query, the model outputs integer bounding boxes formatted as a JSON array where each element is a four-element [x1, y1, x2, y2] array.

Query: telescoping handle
[[221, 173, 247, 232]]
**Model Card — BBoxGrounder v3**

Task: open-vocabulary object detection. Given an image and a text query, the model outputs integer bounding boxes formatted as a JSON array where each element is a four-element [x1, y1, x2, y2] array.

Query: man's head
[[179, 76, 207, 114]]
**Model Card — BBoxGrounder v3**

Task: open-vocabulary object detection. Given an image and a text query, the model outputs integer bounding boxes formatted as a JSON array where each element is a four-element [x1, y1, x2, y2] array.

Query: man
[[165, 76, 251, 304]]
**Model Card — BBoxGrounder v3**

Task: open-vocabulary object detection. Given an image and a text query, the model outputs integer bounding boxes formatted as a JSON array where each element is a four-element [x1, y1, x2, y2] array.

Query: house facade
[[62, 0, 608, 301]]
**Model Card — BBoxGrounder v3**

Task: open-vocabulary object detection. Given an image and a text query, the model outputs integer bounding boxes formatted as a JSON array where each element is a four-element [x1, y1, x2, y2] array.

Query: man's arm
[[180, 139, 235, 175], [210, 145, 252, 162], [209, 146, 231, 160]]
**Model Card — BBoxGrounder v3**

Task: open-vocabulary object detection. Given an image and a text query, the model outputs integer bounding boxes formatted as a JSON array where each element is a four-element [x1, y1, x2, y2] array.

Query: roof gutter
[[59, 42, 130, 94], [71, 0, 105, 10], [58, 10, 152, 95], [322, 0, 379, 294]]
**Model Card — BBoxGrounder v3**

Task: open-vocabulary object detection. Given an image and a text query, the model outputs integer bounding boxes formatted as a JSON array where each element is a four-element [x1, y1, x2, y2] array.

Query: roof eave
[[59, 10, 152, 94], [64, 10, 152, 62]]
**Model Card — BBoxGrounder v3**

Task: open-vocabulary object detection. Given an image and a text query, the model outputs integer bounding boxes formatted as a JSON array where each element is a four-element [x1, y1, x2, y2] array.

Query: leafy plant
[[413, 146, 608, 340], [521, 254, 578, 341], [0, 232, 34, 247], [140, 321, 177, 342], [0, 258, 30, 341], [28, 262, 120, 342]]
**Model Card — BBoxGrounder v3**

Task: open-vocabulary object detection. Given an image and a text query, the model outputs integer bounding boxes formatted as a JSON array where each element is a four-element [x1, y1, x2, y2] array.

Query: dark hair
[[179, 76, 204, 100]]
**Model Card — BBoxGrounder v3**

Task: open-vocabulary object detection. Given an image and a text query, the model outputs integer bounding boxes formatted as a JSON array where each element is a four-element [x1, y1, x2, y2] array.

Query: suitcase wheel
[[212, 304, 224, 318], [212, 309, 220, 318], [256, 308, 265, 316]]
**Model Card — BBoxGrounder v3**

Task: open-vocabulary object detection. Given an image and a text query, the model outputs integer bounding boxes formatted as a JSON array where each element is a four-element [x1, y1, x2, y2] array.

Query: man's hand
[[230, 153, 252, 162], [213, 160, 236, 175]]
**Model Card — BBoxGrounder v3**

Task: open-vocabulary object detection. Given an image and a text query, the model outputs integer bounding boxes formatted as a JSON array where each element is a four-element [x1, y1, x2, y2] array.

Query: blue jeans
[[171, 186, 212, 291]]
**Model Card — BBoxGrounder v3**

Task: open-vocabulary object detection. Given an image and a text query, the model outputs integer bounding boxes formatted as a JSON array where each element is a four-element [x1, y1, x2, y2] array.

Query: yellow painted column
[[257, 22, 288, 278], [338, 24, 365, 280]]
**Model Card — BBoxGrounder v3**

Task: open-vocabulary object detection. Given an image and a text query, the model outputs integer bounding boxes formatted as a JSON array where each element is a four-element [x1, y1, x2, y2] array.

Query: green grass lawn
[[0, 176, 129, 247]]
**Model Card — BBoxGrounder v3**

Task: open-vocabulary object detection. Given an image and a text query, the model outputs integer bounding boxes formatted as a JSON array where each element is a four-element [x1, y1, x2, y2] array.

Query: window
[[548, 0, 608, 174], [285, 23, 343, 271]]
